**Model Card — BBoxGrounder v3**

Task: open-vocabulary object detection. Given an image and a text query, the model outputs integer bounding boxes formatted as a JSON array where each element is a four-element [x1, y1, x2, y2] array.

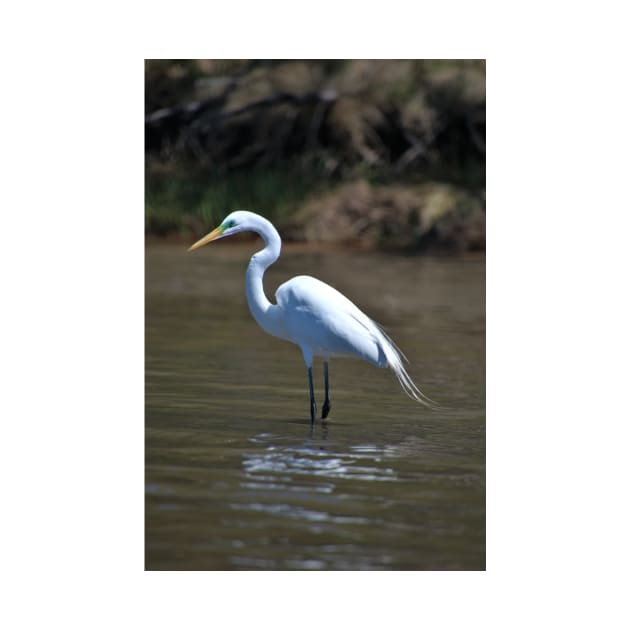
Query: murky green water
[[146, 242, 485, 570]]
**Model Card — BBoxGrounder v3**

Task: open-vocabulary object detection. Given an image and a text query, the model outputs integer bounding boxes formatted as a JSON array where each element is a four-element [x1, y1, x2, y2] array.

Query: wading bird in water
[[189, 211, 436, 423]]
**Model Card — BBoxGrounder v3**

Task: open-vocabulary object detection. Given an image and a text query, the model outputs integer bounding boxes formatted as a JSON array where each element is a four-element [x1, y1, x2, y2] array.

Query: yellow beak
[[188, 226, 224, 251]]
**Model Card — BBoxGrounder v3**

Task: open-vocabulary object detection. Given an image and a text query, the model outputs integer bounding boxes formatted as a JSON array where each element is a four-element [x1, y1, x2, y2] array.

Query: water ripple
[[229, 502, 371, 525], [242, 448, 397, 482]]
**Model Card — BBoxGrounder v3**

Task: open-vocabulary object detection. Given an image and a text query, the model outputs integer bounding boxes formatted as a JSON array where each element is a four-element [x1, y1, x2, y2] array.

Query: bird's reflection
[[244, 427, 397, 483], [306, 420, 329, 444]]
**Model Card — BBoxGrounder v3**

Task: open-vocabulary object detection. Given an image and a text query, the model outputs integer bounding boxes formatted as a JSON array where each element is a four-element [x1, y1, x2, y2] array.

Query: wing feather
[[275, 275, 437, 407]]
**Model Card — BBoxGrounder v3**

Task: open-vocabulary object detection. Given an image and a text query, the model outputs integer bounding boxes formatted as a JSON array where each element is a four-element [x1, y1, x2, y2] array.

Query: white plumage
[[276, 275, 388, 366], [189, 210, 435, 422]]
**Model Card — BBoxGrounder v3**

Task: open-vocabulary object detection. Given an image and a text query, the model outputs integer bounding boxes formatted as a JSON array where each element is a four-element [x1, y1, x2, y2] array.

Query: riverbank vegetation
[[145, 59, 485, 252]]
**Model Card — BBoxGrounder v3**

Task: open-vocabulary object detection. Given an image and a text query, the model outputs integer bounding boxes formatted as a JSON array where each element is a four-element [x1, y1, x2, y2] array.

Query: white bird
[[189, 211, 436, 423]]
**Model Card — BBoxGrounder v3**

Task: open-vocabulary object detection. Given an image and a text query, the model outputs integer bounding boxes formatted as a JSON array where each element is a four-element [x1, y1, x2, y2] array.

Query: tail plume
[[374, 322, 439, 409]]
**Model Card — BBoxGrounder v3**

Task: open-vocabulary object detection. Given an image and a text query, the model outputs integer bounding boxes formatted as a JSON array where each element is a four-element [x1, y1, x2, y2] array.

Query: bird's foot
[[310, 400, 317, 424], [322, 399, 331, 419]]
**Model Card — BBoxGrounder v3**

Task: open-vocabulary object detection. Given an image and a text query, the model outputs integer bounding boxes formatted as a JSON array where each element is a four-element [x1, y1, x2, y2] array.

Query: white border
[[3, 2, 629, 628]]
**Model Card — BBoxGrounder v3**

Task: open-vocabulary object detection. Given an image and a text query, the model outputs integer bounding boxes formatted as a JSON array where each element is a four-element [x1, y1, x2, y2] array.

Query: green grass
[[145, 164, 327, 236], [145, 156, 485, 238]]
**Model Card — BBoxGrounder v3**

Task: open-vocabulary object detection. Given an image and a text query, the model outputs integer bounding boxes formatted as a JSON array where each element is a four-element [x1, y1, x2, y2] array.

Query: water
[[146, 242, 485, 570]]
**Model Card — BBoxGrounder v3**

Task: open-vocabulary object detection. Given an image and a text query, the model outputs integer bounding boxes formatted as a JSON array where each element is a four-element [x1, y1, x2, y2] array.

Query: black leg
[[308, 366, 317, 424], [322, 361, 331, 419]]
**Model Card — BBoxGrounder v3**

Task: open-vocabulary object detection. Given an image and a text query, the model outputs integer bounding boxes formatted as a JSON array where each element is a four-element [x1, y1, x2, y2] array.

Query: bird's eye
[[223, 220, 237, 229]]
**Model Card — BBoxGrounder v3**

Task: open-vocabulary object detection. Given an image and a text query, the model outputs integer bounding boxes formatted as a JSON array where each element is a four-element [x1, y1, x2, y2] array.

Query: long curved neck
[[245, 216, 284, 337]]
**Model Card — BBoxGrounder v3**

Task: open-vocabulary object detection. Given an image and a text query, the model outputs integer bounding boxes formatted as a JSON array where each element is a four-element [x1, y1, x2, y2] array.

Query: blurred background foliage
[[145, 59, 485, 252]]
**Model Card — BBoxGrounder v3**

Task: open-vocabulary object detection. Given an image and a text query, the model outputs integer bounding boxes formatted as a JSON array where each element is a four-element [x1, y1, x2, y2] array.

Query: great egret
[[189, 211, 436, 423]]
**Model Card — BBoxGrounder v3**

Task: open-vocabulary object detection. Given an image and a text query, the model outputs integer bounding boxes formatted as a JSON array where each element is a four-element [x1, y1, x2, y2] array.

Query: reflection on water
[[244, 435, 397, 482], [146, 243, 485, 570]]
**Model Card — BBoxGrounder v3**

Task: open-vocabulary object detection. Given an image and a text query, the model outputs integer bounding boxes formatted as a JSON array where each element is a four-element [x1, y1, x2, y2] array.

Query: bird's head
[[188, 211, 253, 251]]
